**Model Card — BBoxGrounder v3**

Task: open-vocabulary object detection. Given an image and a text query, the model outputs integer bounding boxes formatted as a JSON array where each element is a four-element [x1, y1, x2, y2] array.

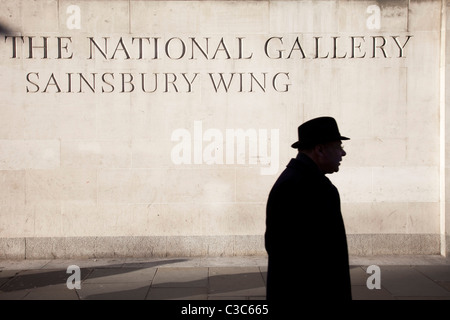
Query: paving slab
[[121, 258, 190, 269], [43, 258, 126, 269], [380, 266, 450, 298], [23, 284, 80, 300], [415, 265, 450, 281], [439, 282, 450, 291], [0, 288, 31, 300], [351, 285, 396, 300], [208, 295, 248, 300], [83, 267, 157, 284], [152, 267, 209, 288], [349, 266, 370, 286], [0, 259, 50, 270], [1, 269, 88, 292], [208, 267, 266, 298], [0, 269, 20, 287], [78, 283, 150, 300], [147, 287, 208, 300]]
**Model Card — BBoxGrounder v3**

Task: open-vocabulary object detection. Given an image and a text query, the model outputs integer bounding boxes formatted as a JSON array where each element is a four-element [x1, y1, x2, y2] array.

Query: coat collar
[[287, 153, 324, 177]]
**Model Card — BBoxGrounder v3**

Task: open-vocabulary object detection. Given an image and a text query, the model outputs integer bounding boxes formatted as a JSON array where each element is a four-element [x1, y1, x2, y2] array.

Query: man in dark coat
[[265, 116, 352, 302]]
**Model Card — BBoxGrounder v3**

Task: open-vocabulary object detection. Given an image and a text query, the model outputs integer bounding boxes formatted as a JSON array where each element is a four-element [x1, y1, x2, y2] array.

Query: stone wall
[[0, 0, 448, 258]]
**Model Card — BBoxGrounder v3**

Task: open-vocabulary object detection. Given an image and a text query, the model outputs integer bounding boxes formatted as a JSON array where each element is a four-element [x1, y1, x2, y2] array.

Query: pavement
[[1, 254, 450, 301]]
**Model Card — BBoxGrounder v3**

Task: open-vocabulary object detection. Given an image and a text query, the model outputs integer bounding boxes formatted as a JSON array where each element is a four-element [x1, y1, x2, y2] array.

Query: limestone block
[[371, 234, 440, 255], [0, 205, 33, 237], [95, 95, 132, 140], [130, 96, 175, 140], [202, 203, 266, 236], [97, 169, 156, 204], [132, 236, 167, 258], [372, 166, 439, 203], [61, 236, 97, 258], [0, 104, 25, 140], [371, 102, 408, 140], [166, 236, 209, 256], [346, 234, 371, 255], [406, 136, 439, 166], [204, 235, 235, 256], [61, 204, 105, 236], [235, 203, 266, 235], [199, 92, 288, 130], [31, 204, 63, 237], [25, 236, 62, 259], [21, 0, 59, 33], [329, 166, 374, 203], [60, 202, 265, 238], [92, 236, 166, 258], [233, 235, 265, 256], [0, 1, 21, 33], [406, 100, 440, 137], [61, 140, 131, 168], [337, 65, 407, 108], [409, 0, 441, 32], [24, 98, 96, 140], [447, 236, 450, 257], [97, 168, 235, 204], [337, 0, 373, 32], [269, 0, 338, 33], [26, 168, 97, 205], [406, 32, 440, 104], [131, 1, 269, 34], [58, 0, 130, 34], [341, 202, 440, 234], [347, 234, 441, 255], [339, 104, 374, 140], [0, 238, 25, 259], [235, 168, 279, 202], [0, 66, 26, 138], [342, 138, 407, 167], [131, 139, 172, 168], [0, 140, 60, 170], [138, 203, 205, 236], [378, 1, 409, 32], [332, 166, 440, 204], [167, 168, 236, 203], [0, 170, 26, 205]]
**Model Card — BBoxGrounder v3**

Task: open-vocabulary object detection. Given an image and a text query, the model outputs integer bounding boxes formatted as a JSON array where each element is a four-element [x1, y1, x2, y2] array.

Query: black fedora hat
[[291, 116, 350, 149]]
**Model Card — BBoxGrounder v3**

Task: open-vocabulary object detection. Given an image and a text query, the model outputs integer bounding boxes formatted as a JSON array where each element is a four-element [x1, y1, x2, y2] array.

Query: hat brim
[[291, 136, 350, 149]]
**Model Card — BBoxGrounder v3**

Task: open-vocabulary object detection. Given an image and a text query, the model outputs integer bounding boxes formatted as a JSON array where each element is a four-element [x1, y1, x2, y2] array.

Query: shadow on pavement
[[86, 271, 267, 300], [0, 259, 188, 293]]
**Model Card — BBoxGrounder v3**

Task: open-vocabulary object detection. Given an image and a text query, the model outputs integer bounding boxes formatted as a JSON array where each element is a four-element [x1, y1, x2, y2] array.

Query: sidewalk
[[1, 255, 450, 300]]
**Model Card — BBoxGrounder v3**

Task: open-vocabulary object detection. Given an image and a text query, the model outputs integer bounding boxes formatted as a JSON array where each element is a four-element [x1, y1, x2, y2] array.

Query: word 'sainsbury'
[[171, 121, 279, 175]]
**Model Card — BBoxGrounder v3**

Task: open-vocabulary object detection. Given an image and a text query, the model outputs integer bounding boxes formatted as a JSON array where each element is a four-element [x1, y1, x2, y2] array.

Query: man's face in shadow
[[316, 140, 346, 174]]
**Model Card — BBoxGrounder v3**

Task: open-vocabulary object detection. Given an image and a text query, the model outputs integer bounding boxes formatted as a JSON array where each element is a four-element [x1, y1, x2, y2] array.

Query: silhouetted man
[[265, 116, 352, 302]]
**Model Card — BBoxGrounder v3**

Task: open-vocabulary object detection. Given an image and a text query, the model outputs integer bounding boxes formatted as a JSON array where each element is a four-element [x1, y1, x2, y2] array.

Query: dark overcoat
[[265, 153, 352, 301]]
